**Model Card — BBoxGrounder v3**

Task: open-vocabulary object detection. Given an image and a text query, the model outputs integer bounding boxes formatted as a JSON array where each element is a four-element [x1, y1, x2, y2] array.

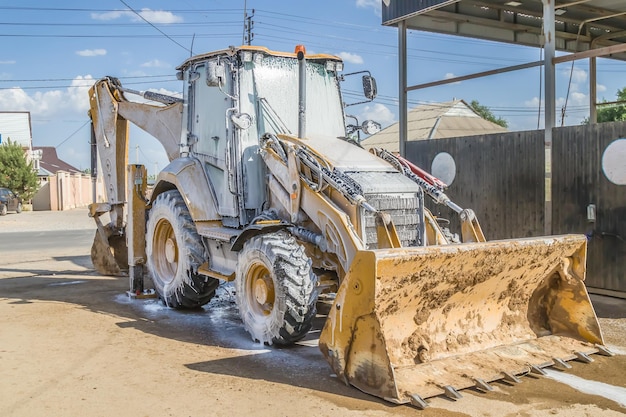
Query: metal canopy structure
[[382, 0, 626, 235], [383, 0, 626, 60]]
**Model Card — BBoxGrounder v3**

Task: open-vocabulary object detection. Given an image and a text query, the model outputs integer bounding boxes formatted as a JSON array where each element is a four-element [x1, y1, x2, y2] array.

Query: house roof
[[0, 111, 32, 148], [33, 146, 82, 175], [361, 100, 507, 153]]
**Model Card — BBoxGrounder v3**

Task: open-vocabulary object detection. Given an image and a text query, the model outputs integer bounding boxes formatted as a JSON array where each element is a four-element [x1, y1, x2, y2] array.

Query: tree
[[583, 87, 626, 124], [469, 100, 508, 128], [0, 139, 39, 201]]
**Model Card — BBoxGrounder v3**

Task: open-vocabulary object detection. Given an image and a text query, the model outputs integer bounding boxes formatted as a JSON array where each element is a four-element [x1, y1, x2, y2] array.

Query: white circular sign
[[602, 138, 626, 185], [431, 152, 456, 186]]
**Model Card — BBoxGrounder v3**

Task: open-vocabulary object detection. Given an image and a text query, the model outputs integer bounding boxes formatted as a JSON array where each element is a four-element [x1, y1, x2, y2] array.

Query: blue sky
[[1, 0, 625, 173]]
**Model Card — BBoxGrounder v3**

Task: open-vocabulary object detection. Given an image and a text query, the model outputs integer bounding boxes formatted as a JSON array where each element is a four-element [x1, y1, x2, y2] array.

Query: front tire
[[236, 231, 318, 345], [0, 204, 6, 216], [15, 202, 22, 214], [146, 190, 218, 308]]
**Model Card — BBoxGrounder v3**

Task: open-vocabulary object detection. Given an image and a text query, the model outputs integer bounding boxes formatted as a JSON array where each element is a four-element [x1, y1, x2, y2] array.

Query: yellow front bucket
[[319, 234, 605, 406]]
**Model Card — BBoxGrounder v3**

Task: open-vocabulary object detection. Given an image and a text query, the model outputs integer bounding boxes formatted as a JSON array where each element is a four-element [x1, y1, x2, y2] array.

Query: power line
[[55, 120, 90, 149], [0, 21, 241, 27], [0, 6, 243, 13], [0, 33, 240, 38], [119, 0, 191, 53], [0, 74, 174, 83], [0, 79, 180, 90]]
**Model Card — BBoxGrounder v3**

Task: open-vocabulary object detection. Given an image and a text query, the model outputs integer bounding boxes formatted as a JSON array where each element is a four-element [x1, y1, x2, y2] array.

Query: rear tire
[[0, 204, 6, 216], [146, 190, 218, 308], [15, 202, 22, 214], [236, 231, 318, 345]]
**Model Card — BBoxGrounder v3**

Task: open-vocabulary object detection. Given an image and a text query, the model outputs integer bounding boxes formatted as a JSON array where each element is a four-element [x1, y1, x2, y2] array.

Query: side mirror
[[361, 120, 381, 135], [362, 75, 377, 100]]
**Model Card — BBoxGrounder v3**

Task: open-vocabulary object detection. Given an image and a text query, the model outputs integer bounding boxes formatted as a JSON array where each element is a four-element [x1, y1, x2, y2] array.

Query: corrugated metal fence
[[406, 121, 626, 294]]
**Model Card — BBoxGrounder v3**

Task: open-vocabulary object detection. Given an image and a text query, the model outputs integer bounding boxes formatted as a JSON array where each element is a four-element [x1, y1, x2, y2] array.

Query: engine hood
[[286, 134, 396, 173]]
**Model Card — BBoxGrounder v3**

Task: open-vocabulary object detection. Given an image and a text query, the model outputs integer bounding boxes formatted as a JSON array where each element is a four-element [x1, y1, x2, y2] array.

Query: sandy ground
[[0, 209, 625, 417]]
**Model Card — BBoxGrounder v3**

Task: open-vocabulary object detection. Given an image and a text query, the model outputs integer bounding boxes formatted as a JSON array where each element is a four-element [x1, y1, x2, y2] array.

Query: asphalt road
[[0, 229, 94, 254]]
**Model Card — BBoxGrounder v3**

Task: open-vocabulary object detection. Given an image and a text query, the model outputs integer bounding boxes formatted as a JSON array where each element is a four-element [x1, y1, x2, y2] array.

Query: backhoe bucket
[[90, 222, 128, 276], [319, 234, 605, 406]]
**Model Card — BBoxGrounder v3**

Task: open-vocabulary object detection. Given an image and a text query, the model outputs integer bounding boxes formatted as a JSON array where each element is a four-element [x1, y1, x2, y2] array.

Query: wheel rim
[[152, 218, 178, 284], [246, 262, 275, 317]]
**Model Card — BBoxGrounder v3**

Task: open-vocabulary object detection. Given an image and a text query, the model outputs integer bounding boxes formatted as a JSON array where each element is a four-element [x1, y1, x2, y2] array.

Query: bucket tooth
[[595, 345, 614, 357], [410, 394, 429, 409], [474, 378, 494, 392], [553, 358, 573, 370], [502, 372, 522, 384], [574, 351, 594, 363], [530, 365, 547, 376], [443, 385, 463, 400]]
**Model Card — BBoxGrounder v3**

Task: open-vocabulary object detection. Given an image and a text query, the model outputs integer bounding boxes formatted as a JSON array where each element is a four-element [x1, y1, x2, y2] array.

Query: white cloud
[[525, 92, 589, 110], [356, 0, 378, 7], [0, 75, 95, 117], [0, 60, 16, 65], [524, 97, 541, 108], [91, 10, 128, 20], [597, 84, 607, 93], [524, 92, 590, 126], [444, 73, 461, 85], [76, 49, 107, 57], [356, 0, 381, 16], [568, 91, 588, 106], [136, 9, 183, 24], [91, 8, 183, 24], [141, 59, 170, 68], [359, 103, 396, 128], [561, 67, 587, 84], [338, 52, 363, 65]]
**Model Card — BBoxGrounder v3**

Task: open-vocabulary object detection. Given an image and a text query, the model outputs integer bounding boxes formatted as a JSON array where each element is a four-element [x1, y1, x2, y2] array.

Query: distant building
[[30, 147, 91, 211], [361, 99, 507, 152], [0, 111, 41, 167], [33, 146, 82, 176], [0, 111, 32, 148]]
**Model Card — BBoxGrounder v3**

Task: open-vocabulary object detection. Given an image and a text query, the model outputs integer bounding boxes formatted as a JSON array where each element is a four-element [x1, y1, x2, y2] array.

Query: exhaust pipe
[[296, 45, 306, 138]]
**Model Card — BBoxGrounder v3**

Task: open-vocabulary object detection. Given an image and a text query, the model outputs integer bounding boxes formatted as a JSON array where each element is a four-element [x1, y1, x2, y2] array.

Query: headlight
[[242, 51, 253, 62], [325, 61, 343, 72]]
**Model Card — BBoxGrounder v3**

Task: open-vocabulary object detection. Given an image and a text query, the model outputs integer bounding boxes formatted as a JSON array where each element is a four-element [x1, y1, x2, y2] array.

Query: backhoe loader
[[88, 45, 611, 408]]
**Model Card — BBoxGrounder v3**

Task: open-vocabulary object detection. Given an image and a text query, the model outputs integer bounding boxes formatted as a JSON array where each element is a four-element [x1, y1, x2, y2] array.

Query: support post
[[127, 164, 152, 298], [589, 56, 597, 124], [542, 0, 555, 236], [90, 122, 97, 204], [398, 20, 407, 158]]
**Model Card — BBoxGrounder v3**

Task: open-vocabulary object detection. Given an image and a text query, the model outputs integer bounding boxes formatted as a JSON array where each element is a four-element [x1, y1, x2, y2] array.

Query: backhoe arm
[[87, 76, 184, 275]]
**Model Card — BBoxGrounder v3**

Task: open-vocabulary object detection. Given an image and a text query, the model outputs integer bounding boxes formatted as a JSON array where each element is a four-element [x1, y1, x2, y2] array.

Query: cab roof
[[177, 45, 342, 71]]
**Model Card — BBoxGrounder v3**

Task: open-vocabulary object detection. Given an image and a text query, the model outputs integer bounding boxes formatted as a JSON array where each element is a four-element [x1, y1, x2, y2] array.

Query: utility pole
[[244, 8, 254, 46]]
